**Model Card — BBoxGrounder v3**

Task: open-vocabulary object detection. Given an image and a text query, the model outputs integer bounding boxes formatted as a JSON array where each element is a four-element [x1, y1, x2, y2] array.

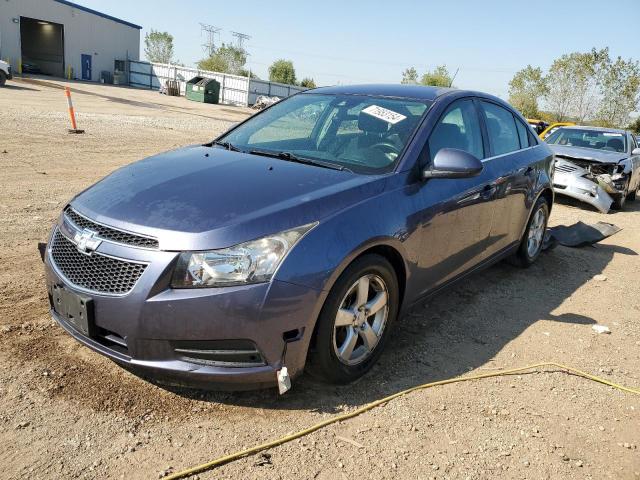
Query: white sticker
[[362, 105, 406, 124], [602, 133, 623, 137]]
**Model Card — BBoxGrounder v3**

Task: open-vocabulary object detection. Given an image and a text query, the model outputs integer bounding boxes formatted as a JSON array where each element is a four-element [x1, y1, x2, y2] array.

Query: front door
[[81, 54, 91, 81], [413, 98, 497, 294]]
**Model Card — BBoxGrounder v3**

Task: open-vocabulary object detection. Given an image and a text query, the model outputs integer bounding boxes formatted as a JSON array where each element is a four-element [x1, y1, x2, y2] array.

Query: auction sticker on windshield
[[362, 105, 406, 124]]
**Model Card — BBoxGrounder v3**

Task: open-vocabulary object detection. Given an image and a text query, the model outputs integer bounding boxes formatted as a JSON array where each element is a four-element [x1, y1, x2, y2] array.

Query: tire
[[626, 183, 637, 201], [611, 179, 629, 210], [510, 196, 549, 268], [0, 71, 6, 87], [307, 254, 399, 384]]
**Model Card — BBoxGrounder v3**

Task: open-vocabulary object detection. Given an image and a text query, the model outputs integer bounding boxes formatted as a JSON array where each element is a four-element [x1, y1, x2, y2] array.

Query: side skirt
[[401, 241, 520, 315]]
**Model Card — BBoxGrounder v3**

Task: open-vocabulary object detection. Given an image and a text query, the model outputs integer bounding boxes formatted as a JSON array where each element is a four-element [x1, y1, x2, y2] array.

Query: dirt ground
[[0, 77, 638, 480]]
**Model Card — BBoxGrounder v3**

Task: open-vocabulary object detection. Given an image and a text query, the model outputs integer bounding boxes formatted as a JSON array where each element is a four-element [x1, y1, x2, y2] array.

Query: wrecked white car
[[546, 126, 640, 212]]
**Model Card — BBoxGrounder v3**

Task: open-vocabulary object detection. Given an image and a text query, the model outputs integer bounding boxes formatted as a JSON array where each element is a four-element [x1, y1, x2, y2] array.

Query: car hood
[[71, 146, 386, 250], [548, 145, 627, 164]]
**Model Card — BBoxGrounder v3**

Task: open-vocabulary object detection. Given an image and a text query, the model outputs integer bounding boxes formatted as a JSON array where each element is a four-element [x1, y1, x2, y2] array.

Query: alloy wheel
[[526, 207, 546, 258], [333, 274, 389, 365]]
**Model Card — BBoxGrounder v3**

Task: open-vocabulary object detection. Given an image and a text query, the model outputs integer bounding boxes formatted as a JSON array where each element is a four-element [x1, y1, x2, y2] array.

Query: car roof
[[558, 125, 628, 134], [303, 84, 456, 101]]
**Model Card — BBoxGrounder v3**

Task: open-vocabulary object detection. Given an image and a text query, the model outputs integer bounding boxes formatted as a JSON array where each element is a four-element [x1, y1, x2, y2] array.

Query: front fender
[[275, 187, 410, 295]]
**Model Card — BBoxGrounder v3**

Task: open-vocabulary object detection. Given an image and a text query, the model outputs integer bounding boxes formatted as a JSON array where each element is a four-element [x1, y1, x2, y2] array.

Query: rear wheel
[[307, 254, 399, 384], [510, 196, 549, 268], [0, 71, 6, 87]]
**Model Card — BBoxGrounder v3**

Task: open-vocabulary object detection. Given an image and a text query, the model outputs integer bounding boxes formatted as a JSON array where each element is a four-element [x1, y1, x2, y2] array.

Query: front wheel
[[510, 196, 549, 268], [0, 71, 6, 87], [307, 254, 399, 384]]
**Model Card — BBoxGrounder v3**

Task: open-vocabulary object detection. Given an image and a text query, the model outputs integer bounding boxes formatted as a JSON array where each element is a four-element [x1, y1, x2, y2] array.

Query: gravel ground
[[0, 77, 638, 480]]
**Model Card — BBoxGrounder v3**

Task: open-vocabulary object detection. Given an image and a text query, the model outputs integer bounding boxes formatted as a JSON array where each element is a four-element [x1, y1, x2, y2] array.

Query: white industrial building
[[0, 0, 140, 81]]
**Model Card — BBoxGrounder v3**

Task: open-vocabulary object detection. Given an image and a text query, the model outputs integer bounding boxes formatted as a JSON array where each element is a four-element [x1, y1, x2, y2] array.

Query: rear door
[[413, 98, 497, 293], [478, 100, 534, 256]]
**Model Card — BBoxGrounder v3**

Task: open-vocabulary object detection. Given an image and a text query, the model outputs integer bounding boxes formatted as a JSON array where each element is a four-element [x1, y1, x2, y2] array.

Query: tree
[[596, 56, 640, 128], [197, 43, 247, 75], [238, 68, 259, 79], [572, 48, 609, 122], [269, 59, 297, 85], [627, 116, 640, 134], [544, 54, 580, 122], [508, 65, 547, 118], [401, 67, 419, 85], [420, 65, 453, 87], [544, 49, 609, 122], [300, 77, 317, 88], [144, 30, 174, 64]]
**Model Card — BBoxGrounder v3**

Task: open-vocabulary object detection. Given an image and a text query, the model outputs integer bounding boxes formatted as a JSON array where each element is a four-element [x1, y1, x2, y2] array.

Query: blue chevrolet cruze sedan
[[44, 85, 554, 390]]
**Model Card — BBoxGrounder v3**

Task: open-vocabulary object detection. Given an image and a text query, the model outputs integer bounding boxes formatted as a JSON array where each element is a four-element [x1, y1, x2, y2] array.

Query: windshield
[[546, 128, 627, 153], [219, 93, 432, 173]]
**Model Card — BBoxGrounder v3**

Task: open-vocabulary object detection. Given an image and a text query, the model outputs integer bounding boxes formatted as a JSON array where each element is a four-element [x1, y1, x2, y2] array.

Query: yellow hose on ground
[[165, 362, 639, 479]]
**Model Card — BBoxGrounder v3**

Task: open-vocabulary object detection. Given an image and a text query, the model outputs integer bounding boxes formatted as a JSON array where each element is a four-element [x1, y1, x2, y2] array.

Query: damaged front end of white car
[[552, 157, 629, 213]]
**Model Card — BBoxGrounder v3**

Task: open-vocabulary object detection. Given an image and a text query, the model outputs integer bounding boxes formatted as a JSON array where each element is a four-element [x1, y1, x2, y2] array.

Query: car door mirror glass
[[423, 148, 483, 179], [632, 147, 640, 155]]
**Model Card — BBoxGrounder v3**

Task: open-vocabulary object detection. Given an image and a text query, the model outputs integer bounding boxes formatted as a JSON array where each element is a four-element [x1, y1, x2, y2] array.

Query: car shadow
[[3, 83, 40, 92], [157, 237, 632, 412]]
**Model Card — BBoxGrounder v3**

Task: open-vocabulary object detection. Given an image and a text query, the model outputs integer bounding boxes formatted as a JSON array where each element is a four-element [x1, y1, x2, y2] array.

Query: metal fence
[[128, 60, 306, 107]]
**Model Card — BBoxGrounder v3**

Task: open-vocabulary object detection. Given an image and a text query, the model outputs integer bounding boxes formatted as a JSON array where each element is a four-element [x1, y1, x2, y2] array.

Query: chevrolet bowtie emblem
[[73, 228, 102, 255]]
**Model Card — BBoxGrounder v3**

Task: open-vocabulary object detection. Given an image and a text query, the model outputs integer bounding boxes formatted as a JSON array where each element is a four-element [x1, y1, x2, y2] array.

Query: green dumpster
[[185, 76, 220, 104]]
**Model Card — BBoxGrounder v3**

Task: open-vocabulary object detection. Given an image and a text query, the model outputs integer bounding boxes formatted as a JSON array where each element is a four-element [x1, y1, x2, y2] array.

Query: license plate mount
[[50, 284, 95, 337]]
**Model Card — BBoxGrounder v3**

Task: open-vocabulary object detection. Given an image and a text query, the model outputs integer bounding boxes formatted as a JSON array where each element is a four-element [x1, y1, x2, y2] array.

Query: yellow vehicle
[[539, 122, 576, 140], [527, 119, 548, 136]]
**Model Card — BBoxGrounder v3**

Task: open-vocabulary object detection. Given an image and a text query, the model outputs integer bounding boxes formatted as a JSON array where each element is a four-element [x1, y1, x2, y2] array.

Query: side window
[[428, 99, 484, 162], [630, 135, 638, 151], [515, 118, 530, 149], [480, 101, 520, 156]]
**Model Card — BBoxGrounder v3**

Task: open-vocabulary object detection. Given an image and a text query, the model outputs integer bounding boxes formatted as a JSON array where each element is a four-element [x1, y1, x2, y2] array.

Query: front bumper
[[553, 161, 614, 213], [44, 223, 324, 390]]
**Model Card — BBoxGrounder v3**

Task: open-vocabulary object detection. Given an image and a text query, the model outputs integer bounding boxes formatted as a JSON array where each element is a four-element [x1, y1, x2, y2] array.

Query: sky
[[78, 0, 640, 99]]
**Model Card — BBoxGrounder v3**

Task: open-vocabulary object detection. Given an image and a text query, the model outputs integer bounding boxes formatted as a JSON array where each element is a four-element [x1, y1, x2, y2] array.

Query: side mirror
[[632, 147, 640, 156], [423, 148, 483, 180]]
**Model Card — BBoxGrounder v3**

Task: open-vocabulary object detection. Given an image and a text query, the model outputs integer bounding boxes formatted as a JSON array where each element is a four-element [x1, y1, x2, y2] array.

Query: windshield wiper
[[249, 149, 351, 172], [211, 140, 242, 152]]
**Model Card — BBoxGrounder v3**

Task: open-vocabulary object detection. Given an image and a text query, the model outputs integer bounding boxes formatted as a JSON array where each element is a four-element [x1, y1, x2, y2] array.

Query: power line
[[230, 31, 251, 50], [200, 23, 221, 57], [245, 44, 519, 74]]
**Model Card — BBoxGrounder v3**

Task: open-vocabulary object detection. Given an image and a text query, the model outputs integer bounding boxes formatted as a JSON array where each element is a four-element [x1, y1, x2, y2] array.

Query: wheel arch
[[306, 241, 408, 354]]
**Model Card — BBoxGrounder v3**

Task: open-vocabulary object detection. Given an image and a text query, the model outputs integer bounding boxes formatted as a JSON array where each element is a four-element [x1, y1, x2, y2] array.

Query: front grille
[[50, 230, 147, 295], [64, 206, 159, 249], [555, 163, 578, 173]]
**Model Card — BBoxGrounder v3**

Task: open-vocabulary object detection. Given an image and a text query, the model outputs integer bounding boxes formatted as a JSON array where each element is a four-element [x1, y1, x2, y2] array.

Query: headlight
[[171, 223, 317, 288]]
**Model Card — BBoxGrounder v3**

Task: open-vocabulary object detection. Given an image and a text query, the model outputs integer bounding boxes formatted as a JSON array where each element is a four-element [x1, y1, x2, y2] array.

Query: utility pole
[[230, 31, 251, 51], [200, 24, 221, 57]]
